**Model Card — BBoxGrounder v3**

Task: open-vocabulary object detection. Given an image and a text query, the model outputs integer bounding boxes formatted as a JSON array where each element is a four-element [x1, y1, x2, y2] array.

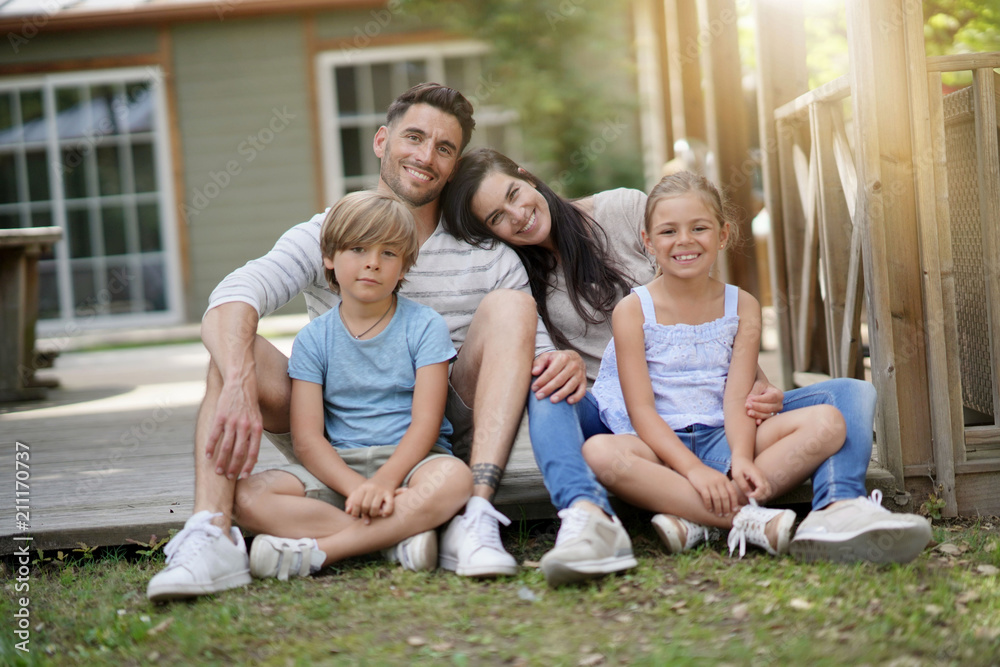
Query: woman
[[442, 148, 926, 566]]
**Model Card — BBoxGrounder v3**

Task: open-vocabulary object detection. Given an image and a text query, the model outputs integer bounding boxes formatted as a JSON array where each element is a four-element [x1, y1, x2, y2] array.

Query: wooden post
[[665, 0, 706, 143], [900, 7, 960, 515], [846, 0, 934, 489], [653, 0, 674, 165], [754, 0, 809, 390], [634, 0, 672, 186], [699, 0, 759, 297]]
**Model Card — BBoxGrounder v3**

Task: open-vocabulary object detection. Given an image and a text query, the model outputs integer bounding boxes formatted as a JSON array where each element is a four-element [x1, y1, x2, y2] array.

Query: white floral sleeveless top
[[592, 283, 740, 434]]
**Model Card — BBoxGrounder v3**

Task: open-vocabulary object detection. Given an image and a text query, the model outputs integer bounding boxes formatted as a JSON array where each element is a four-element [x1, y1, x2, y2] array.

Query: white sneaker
[[651, 514, 718, 554], [249, 534, 323, 581], [539, 506, 637, 586], [727, 501, 796, 558], [146, 511, 251, 601], [790, 490, 932, 563], [383, 530, 437, 572], [439, 499, 518, 577]]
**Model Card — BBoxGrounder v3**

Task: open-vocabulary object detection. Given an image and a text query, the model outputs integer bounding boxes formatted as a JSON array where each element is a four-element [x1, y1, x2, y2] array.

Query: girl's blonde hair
[[644, 171, 741, 249], [320, 190, 419, 293]]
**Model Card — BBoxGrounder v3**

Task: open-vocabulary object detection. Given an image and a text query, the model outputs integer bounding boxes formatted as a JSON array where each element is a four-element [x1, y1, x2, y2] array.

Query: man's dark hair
[[385, 82, 476, 153]]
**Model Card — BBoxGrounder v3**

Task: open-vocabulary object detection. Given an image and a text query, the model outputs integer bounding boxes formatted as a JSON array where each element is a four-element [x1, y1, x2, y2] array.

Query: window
[[317, 41, 521, 202], [0, 67, 182, 332]]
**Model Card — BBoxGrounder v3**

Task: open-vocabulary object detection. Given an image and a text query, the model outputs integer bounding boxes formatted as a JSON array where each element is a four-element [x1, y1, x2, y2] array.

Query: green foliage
[[400, 0, 643, 196], [126, 533, 170, 560], [924, 0, 1000, 56]]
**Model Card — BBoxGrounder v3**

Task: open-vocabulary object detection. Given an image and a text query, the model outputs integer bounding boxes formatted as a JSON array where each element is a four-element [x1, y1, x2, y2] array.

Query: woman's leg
[[528, 392, 613, 515], [780, 378, 875, 509]]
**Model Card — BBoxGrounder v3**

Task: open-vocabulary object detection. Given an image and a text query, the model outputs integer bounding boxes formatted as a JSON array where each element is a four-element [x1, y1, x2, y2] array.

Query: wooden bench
[[0, 227, 62, 402]]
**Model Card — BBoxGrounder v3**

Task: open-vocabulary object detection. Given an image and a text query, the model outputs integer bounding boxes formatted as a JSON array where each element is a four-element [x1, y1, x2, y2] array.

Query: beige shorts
[[265, 383, 475, 465], [271, 444, 453, 510]]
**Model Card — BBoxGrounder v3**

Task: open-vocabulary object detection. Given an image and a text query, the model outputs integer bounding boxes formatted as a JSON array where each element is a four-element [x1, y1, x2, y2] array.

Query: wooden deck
[[0, 335, 553, 555], [1, 326, 890, 555]]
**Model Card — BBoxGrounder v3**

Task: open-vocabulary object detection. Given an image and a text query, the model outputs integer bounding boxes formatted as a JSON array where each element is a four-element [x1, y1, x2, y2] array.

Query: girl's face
[[323, 243, 405, 304], [470, 171, 554, 251], [643, 193, 728, 280]]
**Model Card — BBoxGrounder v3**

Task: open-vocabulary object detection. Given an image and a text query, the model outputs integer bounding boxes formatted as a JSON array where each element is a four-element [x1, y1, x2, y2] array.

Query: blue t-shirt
[[287, 295, 457, 452]]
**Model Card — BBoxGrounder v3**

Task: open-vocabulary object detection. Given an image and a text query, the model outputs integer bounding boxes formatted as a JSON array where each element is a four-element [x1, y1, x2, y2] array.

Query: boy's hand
[[687, 464, 741, 517], [731, 456, 772, 502], [345, 479, 397, 523]]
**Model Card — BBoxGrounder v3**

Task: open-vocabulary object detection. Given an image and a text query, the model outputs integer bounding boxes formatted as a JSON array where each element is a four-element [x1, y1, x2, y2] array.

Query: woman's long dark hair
[[442, 148, 633, 351]]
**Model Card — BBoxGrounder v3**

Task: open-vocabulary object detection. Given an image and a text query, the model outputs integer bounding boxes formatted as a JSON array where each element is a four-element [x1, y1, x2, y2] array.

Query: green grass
[[3, 516, 999, 666]]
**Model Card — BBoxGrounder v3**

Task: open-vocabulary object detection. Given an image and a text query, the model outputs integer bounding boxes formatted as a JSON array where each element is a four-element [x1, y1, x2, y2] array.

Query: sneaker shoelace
[[466, 504, 511, 552], [163, 512, 224, 567], [860, 489, 889, 513], [554, 507, 591, 547], [727, 500, 776, 558]]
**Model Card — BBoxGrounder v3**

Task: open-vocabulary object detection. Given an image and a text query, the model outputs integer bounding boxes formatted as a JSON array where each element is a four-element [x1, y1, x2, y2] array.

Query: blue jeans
[[527, 392, 612, 514], [783, 378, 876, 509], [527, 377, 876, 514]]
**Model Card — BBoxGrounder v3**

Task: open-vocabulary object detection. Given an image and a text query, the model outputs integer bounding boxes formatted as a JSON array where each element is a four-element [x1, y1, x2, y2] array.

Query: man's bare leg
[[194, 335, 293, 533], [148, 334, 292, 601], [439, 289, 536, 576]]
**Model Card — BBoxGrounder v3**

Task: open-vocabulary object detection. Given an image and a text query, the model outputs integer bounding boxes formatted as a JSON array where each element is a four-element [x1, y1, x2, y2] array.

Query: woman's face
[[470, 171, 554, 250]]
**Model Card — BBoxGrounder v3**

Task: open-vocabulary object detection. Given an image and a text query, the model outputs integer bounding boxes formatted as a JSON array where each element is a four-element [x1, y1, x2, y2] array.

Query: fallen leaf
[[614, 613, 633, 623], [148, 618, 174, 636], [984, 541, 997, 553], [789, 598, 813, 611], [431, 642, 454, 652], [406, 636, 427, 647], [975, 626, 1000, 641], [731, 603, 749, 621], [957, 590, 981, 605], [522, 560, 541, 568], [937, 543, 961, 556], [976, 564, 999, 576], [924, 604, 943, 617], [579, 654, 605, 667], [756, 579, 772, 588]]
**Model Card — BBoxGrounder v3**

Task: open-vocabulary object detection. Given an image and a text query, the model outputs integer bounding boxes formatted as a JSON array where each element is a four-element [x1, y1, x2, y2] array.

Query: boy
[[233, 191, 472, 580]]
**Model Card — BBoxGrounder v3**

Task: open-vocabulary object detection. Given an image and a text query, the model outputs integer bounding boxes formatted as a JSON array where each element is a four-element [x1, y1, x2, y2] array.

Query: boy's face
[[373, 103, 462, 208], [323, 243, 406, 303]]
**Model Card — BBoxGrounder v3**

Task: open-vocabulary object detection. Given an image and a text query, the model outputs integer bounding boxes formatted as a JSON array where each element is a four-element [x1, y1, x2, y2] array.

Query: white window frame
[[0, 66, 184, 334], [316, 40, 520, 204]]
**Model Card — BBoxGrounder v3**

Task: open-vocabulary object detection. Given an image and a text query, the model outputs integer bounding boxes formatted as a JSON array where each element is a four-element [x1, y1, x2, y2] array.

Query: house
[[0, 0, 645, 335]]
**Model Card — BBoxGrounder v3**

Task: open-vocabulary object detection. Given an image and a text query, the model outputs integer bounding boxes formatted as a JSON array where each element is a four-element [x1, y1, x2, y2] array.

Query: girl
[[585, 172, 846, 556]]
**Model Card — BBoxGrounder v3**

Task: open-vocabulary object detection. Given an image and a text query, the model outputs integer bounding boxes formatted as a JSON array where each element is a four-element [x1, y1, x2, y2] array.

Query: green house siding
[[172, 17, 316, 321], [0, 28, 159, 67]]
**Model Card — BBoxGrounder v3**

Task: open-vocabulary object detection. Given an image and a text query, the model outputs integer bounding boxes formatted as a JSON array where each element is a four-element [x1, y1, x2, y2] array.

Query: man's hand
[[745, 378, 784, 425], [531, 350, 587, 404], [206, 375, 264, 481]]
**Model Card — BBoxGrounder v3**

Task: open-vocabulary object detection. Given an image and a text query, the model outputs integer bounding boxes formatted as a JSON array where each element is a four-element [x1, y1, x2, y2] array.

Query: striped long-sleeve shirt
[[206, 210, 555, 356]]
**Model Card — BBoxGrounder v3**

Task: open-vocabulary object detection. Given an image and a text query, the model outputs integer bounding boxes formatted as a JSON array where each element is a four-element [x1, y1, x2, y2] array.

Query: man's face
[[374, 103, 463, 208]]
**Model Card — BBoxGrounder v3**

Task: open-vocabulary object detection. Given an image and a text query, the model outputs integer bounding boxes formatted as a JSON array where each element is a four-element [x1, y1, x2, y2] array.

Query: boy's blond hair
[[320, 191, 419, 293]]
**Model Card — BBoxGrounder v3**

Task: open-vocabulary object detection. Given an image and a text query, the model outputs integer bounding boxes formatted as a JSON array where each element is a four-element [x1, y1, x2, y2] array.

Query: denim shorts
[[674, 423, 732, 474], [274, 444, 453, 510]]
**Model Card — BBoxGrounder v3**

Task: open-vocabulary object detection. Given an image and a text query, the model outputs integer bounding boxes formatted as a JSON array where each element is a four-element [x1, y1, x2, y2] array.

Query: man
[[147, 83, 606, 601]]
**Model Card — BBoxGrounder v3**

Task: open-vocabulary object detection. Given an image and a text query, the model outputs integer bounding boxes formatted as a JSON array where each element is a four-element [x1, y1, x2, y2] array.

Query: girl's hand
[[345, 479, 396, 523], [687, 464, 741, 517], [731, 457, 772, 502]]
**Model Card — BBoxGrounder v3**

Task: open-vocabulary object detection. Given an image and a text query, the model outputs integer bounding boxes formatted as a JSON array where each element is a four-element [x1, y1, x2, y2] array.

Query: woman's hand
[[745, 378, 783, 425], [531, 350, 587, 404]]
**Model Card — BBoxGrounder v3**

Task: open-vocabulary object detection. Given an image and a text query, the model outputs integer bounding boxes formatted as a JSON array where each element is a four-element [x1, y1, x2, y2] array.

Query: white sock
[[309, 539, 326, 573]]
